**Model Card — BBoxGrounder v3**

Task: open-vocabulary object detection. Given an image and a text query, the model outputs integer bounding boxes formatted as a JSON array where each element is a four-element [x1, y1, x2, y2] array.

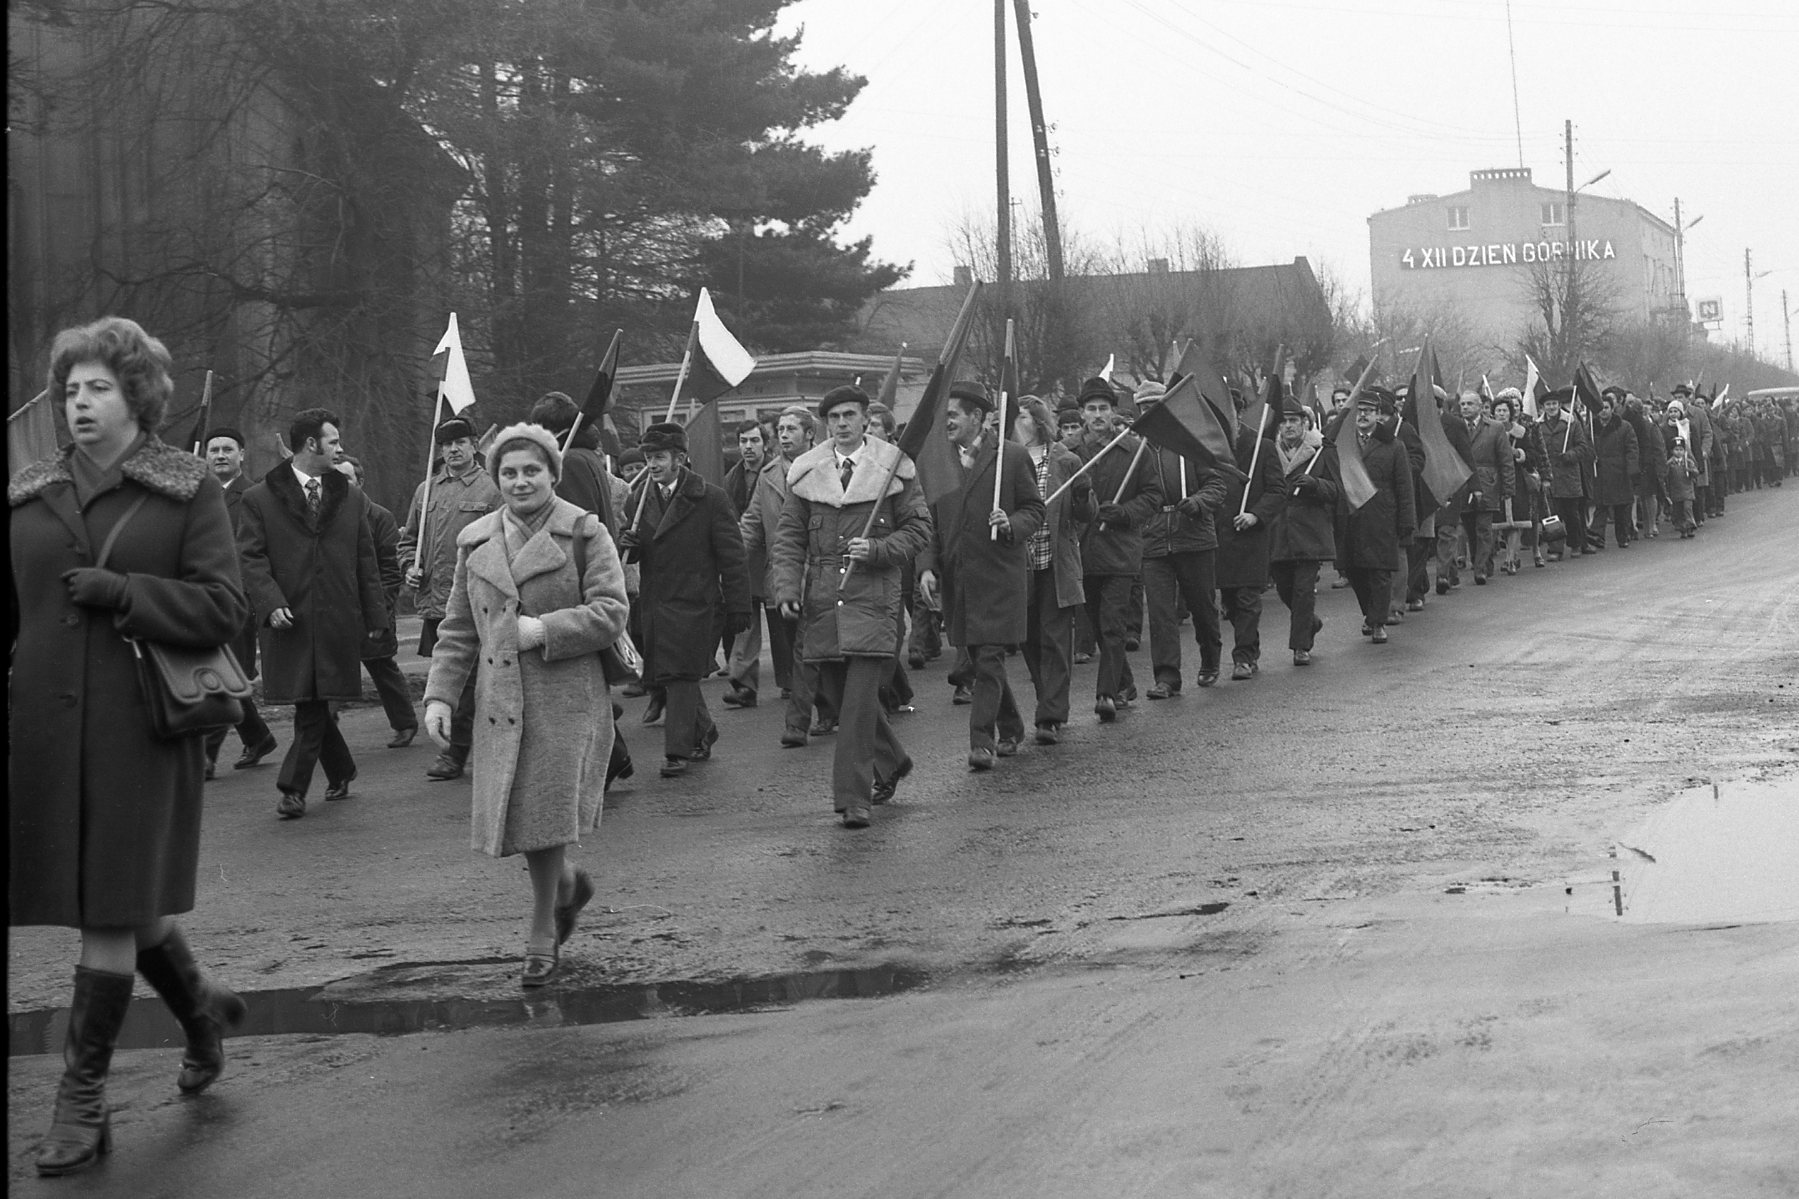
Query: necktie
[[840, 457, 855, 491], [305, 478, 321, 517], [1469, 420, 1479, 438]]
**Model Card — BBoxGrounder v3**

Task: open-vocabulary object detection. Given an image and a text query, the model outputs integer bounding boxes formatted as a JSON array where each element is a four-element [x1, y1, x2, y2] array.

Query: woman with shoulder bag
[[10, 317, 252, 1176], [423, 424, 631, 987]]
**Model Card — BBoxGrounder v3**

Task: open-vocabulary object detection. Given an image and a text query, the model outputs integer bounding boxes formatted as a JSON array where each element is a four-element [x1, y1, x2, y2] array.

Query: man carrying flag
[[1074, 377, 1163, 720], [1137, 382, 1230, 698], [773, 386, 932, 828], [1215, 388, 1290, 681], [1269, 399, 1340, 666], [917, 383, 1043, 769], [1538, 387, 1595, 559], [1339, 389, 1415, 643], [399, 415, 500, 781]]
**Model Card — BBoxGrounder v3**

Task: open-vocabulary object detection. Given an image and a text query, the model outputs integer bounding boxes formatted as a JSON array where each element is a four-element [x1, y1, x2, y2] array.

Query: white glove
[[424, 700, 454, 747], [517, 615, 547, 651]]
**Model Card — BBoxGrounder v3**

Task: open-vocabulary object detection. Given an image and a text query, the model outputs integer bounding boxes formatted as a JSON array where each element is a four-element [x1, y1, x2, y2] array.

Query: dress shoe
[[1073, 651, 1092, 664], [1474, 574, 1488, 585], [1386, 612, 1402, 625], [641, 692, 665, 724], [620, 681, 647, 698], [323, 772, 355, 801], [521, 945, 559, 988], [1231, 661, 1256, 681], [204, 760, 217, 781], [554, 868, 595, 946], [1362, 624, 1376, 637], [1094, 695, 1117, 723], [721, 687, 756, 708], [233, 735, 279, 769], [1371, 626, 1389, 644], [426, 752, 465, 781], [690, 725, 719, 761], [872, 757, 913, 805], [841, 805, 871, 829], [996, 738, 1019, 758], [951, 684, 972, 705], [1121, 685, 1138, 702], [1034, 722, 1062, 745], [1124, 637, 1140, 652], [1293, 649, 1311, 666], [1196, 670, 1219, 687], [1331, 575, 1350, 589], [1435, 579, 1450, 596], [1146, 682, 1176, 700], [810, 717, 837, 737], [967, 747, 995, 771], [387, 727, 417, 748], [907, 651, 926, 670], [780, 728, 808, 748], [659, 757, 688, 779], [276, 790, 306, 820], [1406, 599, 1425, 612]]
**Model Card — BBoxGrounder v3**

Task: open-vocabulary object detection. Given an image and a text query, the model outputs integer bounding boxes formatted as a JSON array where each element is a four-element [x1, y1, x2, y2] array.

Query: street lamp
[[1746, 250, 1774, 355], [1568, 168, 1609, 247], [1669, 203, 1702, 318]]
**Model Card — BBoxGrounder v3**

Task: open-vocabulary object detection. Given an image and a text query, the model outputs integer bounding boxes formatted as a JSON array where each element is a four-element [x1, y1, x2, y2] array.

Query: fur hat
[[435, 416, 478, 445], [1076, 376, 1119, 407], [948, 381, 994, 413], [1133, 380, 1167, 407], [818, 385, 870, 420], [639, 422, 688, 454], [485, 422, 563, 482], [1541, 386, 1575, 407]]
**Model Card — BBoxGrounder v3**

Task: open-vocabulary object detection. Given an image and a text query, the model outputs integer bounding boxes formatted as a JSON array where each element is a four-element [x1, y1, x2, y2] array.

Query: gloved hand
[[616, 530, 641, 562], [1096, 502, 1131, 528], [516, 614, 547, 651], [1176, 495, 1210, 518], [61, 567, 128, 610], [424, 700, 454, 747], [1289, 475, 1315, 498], [725, 611, 752, 637]]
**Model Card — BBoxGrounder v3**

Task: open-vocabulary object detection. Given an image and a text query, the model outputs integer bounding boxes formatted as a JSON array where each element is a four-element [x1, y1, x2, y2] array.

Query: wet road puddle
[[9, 963, 926, 1058], [1567, 777, 1799, 924]]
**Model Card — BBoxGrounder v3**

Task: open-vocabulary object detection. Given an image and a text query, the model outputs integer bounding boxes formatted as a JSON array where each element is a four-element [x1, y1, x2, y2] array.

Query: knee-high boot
[[135, 926, 247, 1094], [36, 967, 135, 1177]]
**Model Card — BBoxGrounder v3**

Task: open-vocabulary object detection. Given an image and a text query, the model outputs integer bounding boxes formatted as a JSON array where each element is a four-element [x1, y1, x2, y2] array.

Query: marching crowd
[[9, 314, 1797, 1176]]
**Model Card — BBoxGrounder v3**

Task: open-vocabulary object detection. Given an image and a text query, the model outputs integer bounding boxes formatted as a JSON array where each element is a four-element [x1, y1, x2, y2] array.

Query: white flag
[[1100, 353, 1115, 382], [430, 312, 477, 415], [694, 288, 755, 392], [1523, 354, 1541, 418]]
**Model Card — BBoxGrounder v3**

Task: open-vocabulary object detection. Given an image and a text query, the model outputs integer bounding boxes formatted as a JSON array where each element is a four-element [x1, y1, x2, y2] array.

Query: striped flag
[[430, 313, 477, 414]]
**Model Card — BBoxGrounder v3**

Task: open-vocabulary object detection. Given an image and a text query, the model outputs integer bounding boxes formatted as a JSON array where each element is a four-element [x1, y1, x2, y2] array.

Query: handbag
[[98, 493, 251, 740], [1538, 513, 1567, 544], [569, 514, 642, 687]]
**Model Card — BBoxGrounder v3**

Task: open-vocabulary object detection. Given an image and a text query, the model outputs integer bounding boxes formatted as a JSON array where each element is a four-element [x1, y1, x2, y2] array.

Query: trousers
[[967, 643, 1025, 751], [814, 657, 907, 812], [1270, 560, 1322, 650], [276, 699, 354, 797], [1346, 567, 1393, 628], [1082, 574, 1138, 700], [1218, 585, 1263, 665], [362, 655, 416, 731], [1022, 568, 1074, 726], [204, 695, 274, 764], [1143, 551, 1219, 686]]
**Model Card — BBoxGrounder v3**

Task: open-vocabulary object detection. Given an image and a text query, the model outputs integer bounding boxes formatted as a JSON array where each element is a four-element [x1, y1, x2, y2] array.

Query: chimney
[[953, 264, 972, 287]]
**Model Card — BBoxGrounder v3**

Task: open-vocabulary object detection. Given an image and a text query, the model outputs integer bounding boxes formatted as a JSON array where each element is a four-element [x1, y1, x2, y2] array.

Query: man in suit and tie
[[237, 409, 389, 820], [1441, 390, 1513, 585], [201, 427, 277, 778]]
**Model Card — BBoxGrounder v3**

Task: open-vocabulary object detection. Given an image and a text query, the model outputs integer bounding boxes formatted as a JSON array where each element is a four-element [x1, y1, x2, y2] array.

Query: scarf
[[500, 501, 555, 567], [70, 430, 148, 510], [1276, 429, 1322, 475]]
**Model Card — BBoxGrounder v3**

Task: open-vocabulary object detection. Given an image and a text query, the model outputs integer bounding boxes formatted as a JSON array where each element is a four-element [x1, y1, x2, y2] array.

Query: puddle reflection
[[1570, 777, 1799, 924], [9, 964, 926, 1058]]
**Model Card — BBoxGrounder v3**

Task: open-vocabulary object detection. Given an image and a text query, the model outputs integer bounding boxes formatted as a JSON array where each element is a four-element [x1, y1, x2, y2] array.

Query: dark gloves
[[62, 567, 128, 610], [1289, 475, 1315, 498], [616, 530, 641, 562], [1096, 502, 1131, 528], [1176, 495, 1210, 518], [725, 611, 752, 638]]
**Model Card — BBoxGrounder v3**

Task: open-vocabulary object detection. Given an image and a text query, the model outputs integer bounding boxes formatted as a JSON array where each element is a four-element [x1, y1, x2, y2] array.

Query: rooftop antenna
[[1505, 0, 1524, 167]]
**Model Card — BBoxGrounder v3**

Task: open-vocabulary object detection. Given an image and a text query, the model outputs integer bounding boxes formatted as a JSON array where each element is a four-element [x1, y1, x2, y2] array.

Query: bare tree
[[1510, 255, 1622, 384]]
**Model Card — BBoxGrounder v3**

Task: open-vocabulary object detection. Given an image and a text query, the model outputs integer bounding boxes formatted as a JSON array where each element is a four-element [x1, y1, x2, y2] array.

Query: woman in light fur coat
[[425, 424, 630, 987]]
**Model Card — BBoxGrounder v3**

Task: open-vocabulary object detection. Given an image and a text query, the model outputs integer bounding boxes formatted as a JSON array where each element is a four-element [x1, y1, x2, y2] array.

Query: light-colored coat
[[772, 437, 932, 660], [738, 454, 791, 599], [424, 499, 629, 858], [398, 466, 501, 619]]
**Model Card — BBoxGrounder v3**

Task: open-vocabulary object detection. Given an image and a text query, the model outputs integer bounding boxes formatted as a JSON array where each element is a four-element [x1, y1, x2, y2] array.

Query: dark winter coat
[[1592, 415, 1640, 506], [1341, 426, 1417, 568], [1076, 432, 1163, 577], [917, 437, 1045, 647], [1214, 430, 1289, 588], [363, 499, 403, 660], [238, 465, 389, 704], [1443, 414, 1513, 512], [1635, 418, 1667, 498], [1142, 448, 1228, 557], [1270, 437, 1340, 563], [723, 457, 766, 598], [1031, 442, 1094, 607], [772, 437, 932, 661], [627, 468, 751, 684], [9, 438, 248, 927], [1665, 447, 1699, 502], [219, 471, 261, 676], [1541, 414, 1595, 499], [555, 444, 619, 535]]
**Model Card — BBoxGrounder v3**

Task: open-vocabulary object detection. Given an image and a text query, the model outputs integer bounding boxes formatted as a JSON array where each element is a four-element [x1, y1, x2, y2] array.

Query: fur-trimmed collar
[[459, 498, 591, 597], [787, 437, 913, 506], [9, 436, 208, 507], [456, 496, 586, 549], [259, 459, 351, 532]]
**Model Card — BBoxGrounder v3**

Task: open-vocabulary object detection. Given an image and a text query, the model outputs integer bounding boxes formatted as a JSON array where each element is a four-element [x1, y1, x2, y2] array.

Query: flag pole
[[663, 322, 700, 423], [991, 318, 1015, 540], [7, 389, 50, 422], [563, 328, 624, 454], [1097, 436, 1150, 531], [1041, 423, 1132, 507], [414, 387, 448, 595], [192, 370, 214, 454]]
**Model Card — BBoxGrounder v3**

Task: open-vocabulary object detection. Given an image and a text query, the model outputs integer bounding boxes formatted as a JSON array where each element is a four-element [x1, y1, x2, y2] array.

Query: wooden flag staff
[[1041, 423, 1132, 508], [191, 370, 215, 454], [1097, 437, 1150, 531], [991, 318, 1015, 540]]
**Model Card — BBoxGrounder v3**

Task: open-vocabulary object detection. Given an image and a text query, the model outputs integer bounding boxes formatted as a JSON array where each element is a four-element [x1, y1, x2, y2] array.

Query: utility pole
[[1672, 197, 1685, 304], [1564, 120, 1575, 243], [994, 0, 1012, 319], [1783, 290, 1793, 372], [1012, 0, 1063, 282], [1745, 248, 1755, 355]]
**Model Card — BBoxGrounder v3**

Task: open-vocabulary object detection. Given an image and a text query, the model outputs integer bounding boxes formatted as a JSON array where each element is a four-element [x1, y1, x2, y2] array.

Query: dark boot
[[35, 967, 134, 1177], [135, 927, 246, 1094]]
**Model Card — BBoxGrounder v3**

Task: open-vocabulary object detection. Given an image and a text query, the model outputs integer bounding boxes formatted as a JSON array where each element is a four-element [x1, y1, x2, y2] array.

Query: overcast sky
[[777, 0, 1799, 364]]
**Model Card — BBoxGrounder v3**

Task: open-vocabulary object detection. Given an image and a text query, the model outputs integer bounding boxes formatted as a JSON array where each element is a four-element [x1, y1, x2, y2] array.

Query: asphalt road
[[9, 484, 1799, 1196]]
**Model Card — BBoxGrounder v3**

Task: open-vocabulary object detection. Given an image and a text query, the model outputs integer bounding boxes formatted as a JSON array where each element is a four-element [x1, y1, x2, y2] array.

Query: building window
[[1541, 201, 1565, 227], [1447, 205, 1470, 231]]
